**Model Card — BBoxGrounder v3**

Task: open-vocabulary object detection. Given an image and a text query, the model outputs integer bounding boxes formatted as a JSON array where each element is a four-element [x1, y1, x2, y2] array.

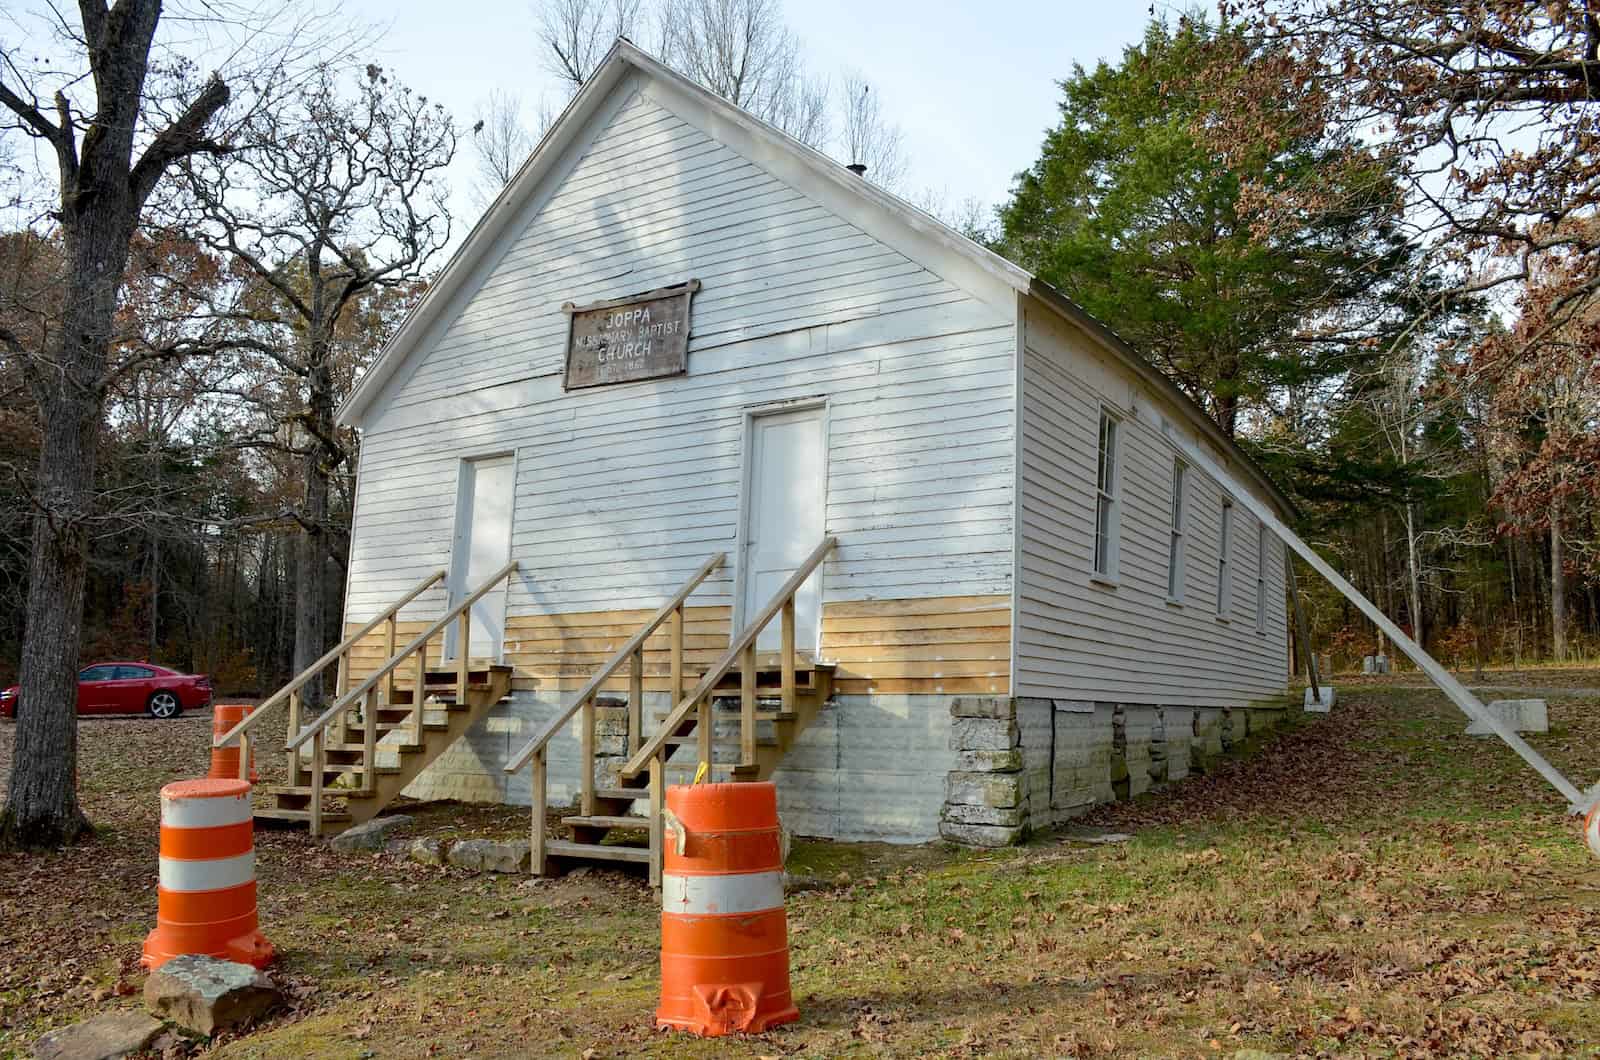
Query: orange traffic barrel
[[208, 704, 258, 783], [142, 778, 275, 970], [1586, 804, 1600, 860], [656, 781, 797, 1036]]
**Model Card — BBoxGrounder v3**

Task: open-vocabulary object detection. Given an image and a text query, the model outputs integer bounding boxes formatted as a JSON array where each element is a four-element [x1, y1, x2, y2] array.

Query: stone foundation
[[939, 696, 1295, 847]]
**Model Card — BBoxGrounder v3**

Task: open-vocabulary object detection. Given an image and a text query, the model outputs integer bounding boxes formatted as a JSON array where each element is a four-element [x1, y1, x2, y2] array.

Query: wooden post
[[697, 694, 712, 773], [648, 751, 664, 889], [287, 690, 303, 787], [740, 642, 756, 768], [238, 731, 251, 783], [629, 647, 644, 756], [456, 610, 471, 703], [530, 748, 547, 876], [362, 688, 377, 796], [411, 640, 427, 744], [579, 694, 595, 816], [383, 614, 398, 705], [334, 652, 349, 746], [310, 729, 325, 838], [670, 605, 685, 702], [781, 598, 796, 716]]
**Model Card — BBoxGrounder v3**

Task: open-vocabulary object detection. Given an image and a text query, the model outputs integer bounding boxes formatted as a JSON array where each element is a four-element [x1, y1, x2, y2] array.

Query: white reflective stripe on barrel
[[661, 871, 784, 916], [159, 851, 255, 892], [161, 794, 252, 830]]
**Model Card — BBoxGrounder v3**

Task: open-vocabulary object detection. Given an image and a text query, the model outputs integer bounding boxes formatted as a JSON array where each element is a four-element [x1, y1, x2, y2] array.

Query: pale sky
[[344, 0, 1160, 228]]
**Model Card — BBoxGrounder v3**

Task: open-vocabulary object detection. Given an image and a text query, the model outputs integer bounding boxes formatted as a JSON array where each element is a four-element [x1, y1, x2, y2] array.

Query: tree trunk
[[291, 355, 337, 707], [1, 208, 134, 846], [1551, 505, 1566, 662], [1404, 500, 1423, 650]]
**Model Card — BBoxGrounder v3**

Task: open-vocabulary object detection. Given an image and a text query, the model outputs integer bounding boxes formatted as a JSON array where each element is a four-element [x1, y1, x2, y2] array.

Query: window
[[1166, 459, 1187, 601], [1093, 409, 1121, 578], [1216, 499, 1234, 618], [79, 665, 117, 682], [1255, 522, 1269, 633], [116, 665, 155, 680]]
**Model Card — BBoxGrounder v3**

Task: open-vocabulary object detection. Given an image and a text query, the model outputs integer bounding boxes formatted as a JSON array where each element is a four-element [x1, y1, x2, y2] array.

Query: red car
[[0, 662, 212, 720]]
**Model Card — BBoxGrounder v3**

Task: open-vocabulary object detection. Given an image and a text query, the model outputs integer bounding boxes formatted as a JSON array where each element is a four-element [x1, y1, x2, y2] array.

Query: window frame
[[1216, 497, 1235, 621], [1166, 458, 1187, 604], [1255, 520, 1268, 634], [1091, 406, 1122, 583]]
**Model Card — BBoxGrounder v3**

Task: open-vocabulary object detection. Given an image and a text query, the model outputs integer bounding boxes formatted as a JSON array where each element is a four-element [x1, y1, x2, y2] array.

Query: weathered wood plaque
[[562, 280, 700, 390]]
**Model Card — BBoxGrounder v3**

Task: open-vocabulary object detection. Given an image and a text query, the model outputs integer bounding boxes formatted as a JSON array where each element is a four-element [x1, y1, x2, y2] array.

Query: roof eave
[[1026, 278, 1300, 521]]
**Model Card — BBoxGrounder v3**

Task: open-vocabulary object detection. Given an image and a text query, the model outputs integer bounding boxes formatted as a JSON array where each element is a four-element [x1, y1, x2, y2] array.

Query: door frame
[[445, 448, 520, 661], [731, 396, 830, 642]]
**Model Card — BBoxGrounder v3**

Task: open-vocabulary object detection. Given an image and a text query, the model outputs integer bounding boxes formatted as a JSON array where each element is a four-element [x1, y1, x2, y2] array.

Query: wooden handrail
[[620, 536, 835, 778], [286, 560, 519, 752], [214, 569, 446, 748], [504, 552, 726, 773]]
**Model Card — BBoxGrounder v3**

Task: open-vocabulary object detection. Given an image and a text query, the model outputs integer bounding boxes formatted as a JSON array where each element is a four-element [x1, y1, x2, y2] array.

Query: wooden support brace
[[741, 642, 757, 768], [310, 730, 325, 839], [383, 614, 398, 705], [334, 652, 349, 746], [287, 690, 303, 787], [362, 689, 377, 796], [530, 749, 547, 876], [781, 598, 796, 717], [629, 648, 644, 756], [580, 695, 596, 817], [648, 752, 664, 889]]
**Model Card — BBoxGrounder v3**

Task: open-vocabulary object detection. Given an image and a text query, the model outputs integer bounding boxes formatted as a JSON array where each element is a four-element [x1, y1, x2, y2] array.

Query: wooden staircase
[[254, 664, 512, 835], [215, 562, 520, 838], [551, 661, 835, 868], [506, 539, 838, 885]]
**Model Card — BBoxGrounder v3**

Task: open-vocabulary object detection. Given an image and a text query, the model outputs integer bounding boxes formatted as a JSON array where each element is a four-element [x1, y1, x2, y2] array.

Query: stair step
[[318, 762, 402, 776], [563, 814, 649, 830], [664, 733, 778, 748], [653, 708, 798, 723], [594, 787, 650, 801], [255, 807, 353, 824], [328, 742, 421, 755], [375, 721, 448, 733], [266, 784, 381, 800], [543, 839, 651, 864]]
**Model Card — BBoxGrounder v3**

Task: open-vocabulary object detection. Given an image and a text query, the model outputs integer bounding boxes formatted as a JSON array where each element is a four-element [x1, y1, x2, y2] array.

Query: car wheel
[[147, 691, 182, 719]]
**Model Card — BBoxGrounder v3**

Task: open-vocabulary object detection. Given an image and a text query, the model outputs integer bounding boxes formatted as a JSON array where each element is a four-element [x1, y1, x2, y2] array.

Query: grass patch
[[2, 683, 1598, 1057]]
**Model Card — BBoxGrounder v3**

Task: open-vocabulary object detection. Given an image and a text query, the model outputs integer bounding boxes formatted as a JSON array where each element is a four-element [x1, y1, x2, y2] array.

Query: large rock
[[949, 717, 1019, 752], [953, 748, 1023, 772], [144, 955, 281, 1035], [939, 820, 1025, 847], [950, 696, 1015, 719], [330, 813, 414, 853], [1466, 699, 1549, 736], [944, 771, 1023, 809], [409, 837, 448, 865], [447, 838, 531, 873], [33, 1011, 164, 1060], [941, 802, 1025, 827]]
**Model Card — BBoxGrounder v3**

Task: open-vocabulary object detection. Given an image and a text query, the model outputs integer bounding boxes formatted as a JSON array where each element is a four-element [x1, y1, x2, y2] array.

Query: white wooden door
[[741, 408, 825, 651], [447, 455, 514, 660]]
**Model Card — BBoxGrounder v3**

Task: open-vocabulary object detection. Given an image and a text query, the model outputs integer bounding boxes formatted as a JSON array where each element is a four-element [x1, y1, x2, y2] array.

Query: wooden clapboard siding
[[1013, 302, 1289, 708], [340, 594, 1009, 698], [341, 75, 1016, 628]]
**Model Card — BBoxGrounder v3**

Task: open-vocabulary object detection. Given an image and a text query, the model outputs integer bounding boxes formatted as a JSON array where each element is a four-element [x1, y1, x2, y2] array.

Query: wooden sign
[[562, 280, 700, 390]]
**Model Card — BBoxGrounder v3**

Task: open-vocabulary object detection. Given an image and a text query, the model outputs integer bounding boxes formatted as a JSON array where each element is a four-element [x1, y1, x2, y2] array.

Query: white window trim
[[1091, 405, 1122, 584], [1216, 496, 1234, 622], [1166, 458, 1187, 606], [1255, 520, 1268, 634]]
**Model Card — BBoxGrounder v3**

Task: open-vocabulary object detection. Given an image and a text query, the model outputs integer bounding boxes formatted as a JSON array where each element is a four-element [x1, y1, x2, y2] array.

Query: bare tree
[[837, 70, 906, 191], [656, 0, 829, 146], [180, 62, 455, 711], [537, 0, 647, 87], [0, 0, 254, 847], [469, 89, 550, 212]]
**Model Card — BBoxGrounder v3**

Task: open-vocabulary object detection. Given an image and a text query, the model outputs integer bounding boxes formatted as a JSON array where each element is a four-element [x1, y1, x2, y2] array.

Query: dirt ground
[[2, 679, 1598, 1058]]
